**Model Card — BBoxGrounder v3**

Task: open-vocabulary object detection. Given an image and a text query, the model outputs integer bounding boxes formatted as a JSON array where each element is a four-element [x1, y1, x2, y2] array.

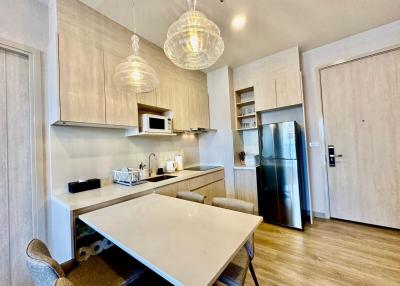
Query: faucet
[[148, 153, 156, 177]]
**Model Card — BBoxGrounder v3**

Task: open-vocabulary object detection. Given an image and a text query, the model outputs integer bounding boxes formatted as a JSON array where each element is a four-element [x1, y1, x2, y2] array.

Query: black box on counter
[[68, 179, 101, 193]]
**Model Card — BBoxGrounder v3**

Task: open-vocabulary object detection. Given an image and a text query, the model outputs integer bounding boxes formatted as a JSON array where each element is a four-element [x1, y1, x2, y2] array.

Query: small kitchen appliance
[[140, 114, 172, 134], [165, 160, 177, 173]]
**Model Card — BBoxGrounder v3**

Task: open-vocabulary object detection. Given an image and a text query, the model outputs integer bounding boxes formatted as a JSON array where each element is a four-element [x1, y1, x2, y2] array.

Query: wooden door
[[0, 48, 34, 285], [58, 33, 105, 124], [254, 74, 276, 111], [104, 51, 138, 127], [276, 70, 302, 108], [321, 48, 400, 229]]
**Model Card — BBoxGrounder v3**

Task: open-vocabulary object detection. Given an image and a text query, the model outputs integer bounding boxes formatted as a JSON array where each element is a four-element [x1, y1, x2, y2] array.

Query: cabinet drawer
[[193, 179, 226, 205], [189, 170, 224, 191], [155, 180, 190, 197]]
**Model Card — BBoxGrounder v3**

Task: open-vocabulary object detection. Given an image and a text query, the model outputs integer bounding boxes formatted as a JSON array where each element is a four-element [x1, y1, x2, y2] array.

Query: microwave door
[[149, 117, 166, 132]]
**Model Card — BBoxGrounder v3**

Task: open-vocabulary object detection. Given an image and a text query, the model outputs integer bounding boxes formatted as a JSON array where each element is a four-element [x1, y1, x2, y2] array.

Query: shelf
[[237, 113, 256, 119], [236, 127, 258, 131], [236, 100, 255, 107], [125, 130, 178, 137]]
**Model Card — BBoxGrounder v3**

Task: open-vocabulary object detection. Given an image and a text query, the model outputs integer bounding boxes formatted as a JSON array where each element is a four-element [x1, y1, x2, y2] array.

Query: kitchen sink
[[144, 175, 177, 182]]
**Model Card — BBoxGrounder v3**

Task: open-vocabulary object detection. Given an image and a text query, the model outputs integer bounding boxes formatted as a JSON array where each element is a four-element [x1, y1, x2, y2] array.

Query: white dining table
[[79, 193, 262, 286]]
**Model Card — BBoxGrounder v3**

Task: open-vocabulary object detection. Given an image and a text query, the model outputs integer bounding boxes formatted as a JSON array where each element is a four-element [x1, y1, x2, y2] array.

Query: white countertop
[[53, 167, 224, 212], [79, 194, 262, 286]]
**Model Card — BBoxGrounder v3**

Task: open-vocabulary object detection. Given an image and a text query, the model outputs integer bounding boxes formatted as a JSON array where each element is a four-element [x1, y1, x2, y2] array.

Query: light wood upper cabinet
[[254, 74, 276, 111], [137, 89, 157, 106], [188, 84, 210, 129], [156, 76, 173, 110], [276, 70, 302, 108], [53, 0, 209, 129], [104, 51, 138, 127], [173, 80, 190, 131], [58, 33, 105, 124]]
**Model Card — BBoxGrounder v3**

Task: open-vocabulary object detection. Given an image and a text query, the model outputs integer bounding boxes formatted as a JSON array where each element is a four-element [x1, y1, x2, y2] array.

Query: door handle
[[328, 145, 342, 167]]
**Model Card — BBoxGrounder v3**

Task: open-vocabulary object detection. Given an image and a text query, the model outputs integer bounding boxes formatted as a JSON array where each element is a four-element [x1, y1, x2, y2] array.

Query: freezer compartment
[[259, 158, 303, 229]]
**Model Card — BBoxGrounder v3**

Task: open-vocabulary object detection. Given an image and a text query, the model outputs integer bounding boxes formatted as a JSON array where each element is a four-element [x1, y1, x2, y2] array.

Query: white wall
[[302, 20, 400, 217], [199, 66, 236, 197], [49, 126, 199, 194], [0, 0, 48, 51]]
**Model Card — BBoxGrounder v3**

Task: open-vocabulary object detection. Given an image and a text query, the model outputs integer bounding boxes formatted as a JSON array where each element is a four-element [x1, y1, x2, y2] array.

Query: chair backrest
[[211, 197, 255, 259], [212, 197, 254, 214], [176, 191, 205, 204], [55, 278, 75, 286], [26, 239, 66, 286]]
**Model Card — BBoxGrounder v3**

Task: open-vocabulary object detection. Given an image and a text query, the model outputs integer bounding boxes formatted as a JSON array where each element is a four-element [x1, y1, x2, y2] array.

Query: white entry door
[[0, 48, 34, 285], [320, 48, 400, 229]]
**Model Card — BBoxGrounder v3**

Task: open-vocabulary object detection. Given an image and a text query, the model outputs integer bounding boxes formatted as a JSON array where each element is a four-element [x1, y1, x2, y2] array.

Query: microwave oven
[[140, 114, 172, 133]]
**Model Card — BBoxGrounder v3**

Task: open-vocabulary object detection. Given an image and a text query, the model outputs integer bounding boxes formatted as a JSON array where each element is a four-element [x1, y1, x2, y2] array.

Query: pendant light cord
[[187, 0, 196, 11], [132, 0, 137, 34], [131, 0, 139, 56]]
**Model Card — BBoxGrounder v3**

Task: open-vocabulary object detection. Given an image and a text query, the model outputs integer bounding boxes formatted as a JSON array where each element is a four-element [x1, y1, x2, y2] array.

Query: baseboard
[[313, 211, 329, 219]]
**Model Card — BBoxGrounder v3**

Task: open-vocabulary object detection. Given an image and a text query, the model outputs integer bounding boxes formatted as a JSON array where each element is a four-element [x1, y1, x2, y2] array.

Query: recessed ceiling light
[[232, 15, 246, 29]]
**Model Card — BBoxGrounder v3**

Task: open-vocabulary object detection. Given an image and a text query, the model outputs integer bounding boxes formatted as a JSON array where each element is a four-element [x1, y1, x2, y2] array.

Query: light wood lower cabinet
[[58, 33, 106, 124], [234, 168, 259, 213], [192, 180, 226, 205], [189, 170, 225, 190], [104, 51, 138, 127], [155, 180, 190, 197], [155, 170, 226, 204]]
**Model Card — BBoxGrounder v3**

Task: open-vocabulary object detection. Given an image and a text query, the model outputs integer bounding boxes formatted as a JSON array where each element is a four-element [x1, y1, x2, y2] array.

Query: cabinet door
[[254, 74, 276, 112], [156, 75, 173, 110], [137, 89, 157, 106], [212, 179, 226, 198], [193, 180, 226, 205], [193, 184, 213, 205], [188, 84, 210, 129], [276, 70, 302, 108], [156, 181, 190, 197], [173, 80, 190, 131], [59, 33, 106, 124], [104, 51, 138, 127], [234, 169, 258, 212]]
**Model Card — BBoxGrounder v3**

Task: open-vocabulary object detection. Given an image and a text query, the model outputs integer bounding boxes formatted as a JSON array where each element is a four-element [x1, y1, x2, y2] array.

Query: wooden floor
[[245, 218, 400, 286]]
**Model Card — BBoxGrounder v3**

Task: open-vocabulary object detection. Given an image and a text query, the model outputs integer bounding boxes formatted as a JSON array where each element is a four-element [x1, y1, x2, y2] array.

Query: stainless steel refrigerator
[[258, 121, 304, 230]]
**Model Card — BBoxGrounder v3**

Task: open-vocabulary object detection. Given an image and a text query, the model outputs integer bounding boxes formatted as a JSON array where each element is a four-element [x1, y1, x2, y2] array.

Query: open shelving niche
[[234, 87, 258, 131], [125, 103, 177, 137], [233, 87, 260, 167]]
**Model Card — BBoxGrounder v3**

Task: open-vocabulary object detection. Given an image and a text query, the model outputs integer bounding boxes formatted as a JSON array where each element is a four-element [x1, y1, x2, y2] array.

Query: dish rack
[[112, 168, 143, 186]]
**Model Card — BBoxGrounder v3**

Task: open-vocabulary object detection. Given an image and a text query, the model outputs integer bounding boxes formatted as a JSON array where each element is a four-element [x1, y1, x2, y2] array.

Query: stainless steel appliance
[[258, 121, 304, 230], [140, 114, 172, 133]]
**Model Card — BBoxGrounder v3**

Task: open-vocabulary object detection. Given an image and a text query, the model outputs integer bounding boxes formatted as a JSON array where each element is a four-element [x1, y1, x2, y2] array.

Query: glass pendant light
[[164, 0, 224, 70], [113, 0, 159, 93]]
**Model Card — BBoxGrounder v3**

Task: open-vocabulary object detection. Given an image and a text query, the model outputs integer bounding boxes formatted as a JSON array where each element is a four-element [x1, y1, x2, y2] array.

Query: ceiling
[[76, 0, 400, 71]]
